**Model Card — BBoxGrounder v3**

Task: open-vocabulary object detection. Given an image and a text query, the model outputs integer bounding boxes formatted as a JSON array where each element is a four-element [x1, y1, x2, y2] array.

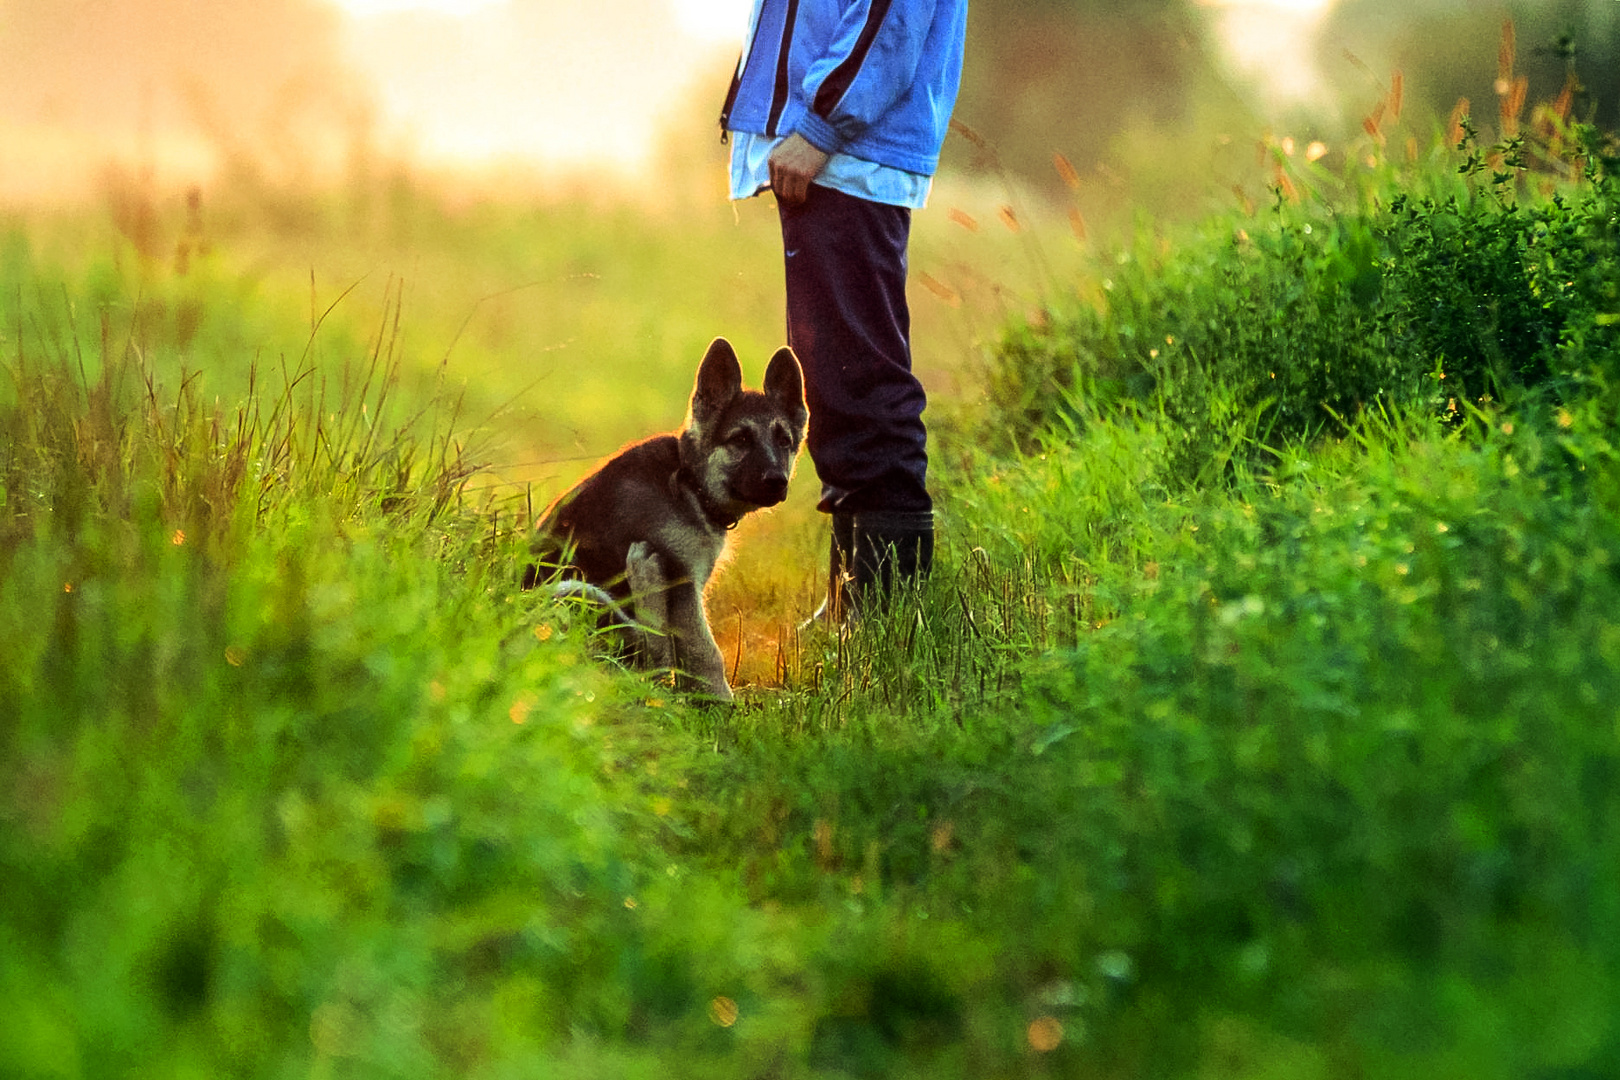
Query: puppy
[[527, 337, 807, 700]]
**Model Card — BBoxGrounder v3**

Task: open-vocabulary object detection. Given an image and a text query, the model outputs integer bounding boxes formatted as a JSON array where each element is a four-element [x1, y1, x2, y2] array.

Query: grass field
[[7, 159, 1079, 686], [4, 103, 1620, 1078]]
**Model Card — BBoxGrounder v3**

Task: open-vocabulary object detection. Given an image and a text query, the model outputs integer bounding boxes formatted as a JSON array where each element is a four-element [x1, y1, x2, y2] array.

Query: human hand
[[768, 133, 830, 206]]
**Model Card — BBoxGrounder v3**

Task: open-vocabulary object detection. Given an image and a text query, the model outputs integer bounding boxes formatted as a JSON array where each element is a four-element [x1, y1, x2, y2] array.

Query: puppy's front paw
[[625, 542, 662, 595], [625, 542, 673, 671]]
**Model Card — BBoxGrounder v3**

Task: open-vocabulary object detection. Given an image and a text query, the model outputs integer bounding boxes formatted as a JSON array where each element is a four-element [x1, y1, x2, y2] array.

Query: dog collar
[[675, 465, 740, 532]]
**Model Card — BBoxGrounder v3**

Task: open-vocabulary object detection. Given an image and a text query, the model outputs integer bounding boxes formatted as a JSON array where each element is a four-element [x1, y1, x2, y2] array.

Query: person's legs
[[778, 184, 929, 514], [779, 184, 933, 618]]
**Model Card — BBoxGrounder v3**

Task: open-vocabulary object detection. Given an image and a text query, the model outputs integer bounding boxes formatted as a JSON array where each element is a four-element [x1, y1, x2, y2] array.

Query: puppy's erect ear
[[762, 346, 807, 421], [689, 337, 743, 428]]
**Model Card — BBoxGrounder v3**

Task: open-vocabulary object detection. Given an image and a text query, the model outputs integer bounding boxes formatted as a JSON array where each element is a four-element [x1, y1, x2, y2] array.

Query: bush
[[1382, 131, 1620, 406], [985, 123, 1620, 480], [675, 402, 1620, 1075]]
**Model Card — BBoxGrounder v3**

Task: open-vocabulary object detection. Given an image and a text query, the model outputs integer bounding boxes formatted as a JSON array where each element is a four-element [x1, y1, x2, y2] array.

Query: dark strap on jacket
[[767, 0, 801, 136], [812, 0, 894, 120]]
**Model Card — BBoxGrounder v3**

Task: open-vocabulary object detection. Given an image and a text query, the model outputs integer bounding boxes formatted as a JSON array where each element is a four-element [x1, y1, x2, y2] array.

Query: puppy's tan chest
[[649, 524, 725, 589]]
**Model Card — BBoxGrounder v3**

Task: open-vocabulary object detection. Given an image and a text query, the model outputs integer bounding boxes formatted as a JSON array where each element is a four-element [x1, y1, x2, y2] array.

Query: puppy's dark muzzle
[[738, 473, 790, 507]]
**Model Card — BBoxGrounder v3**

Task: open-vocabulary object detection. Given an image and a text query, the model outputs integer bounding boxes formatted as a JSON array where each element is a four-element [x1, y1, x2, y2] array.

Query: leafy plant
[[982, 118, 1619, 483], [1381, 122, 1620, 409]]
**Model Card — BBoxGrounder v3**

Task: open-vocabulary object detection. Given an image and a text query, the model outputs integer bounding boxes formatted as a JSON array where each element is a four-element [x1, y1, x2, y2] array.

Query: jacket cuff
[[792, 112, 847, 157]]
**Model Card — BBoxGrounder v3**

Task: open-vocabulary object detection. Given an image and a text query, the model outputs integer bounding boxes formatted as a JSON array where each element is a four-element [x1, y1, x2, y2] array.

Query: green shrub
[[672, 401, 1620, 1075], [1381, 136, 1620, 407], [985, 124, 1620, 479]]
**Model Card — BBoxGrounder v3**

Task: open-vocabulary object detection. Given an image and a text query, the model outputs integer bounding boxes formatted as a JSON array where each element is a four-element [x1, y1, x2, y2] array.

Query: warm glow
[[0, 0, 1344, 203], [328, 0, 748, 36], [330, 0, 505, 14], [1203, 0, 1341, 106], [0, 1, 364, 203], [329, 0, 748, 170], [1202, 0, 1334, 9], [670, 0, 751, 42]]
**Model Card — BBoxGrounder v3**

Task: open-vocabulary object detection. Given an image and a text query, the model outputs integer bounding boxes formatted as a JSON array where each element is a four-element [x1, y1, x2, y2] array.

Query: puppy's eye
[[774, 428, 795, 451], [726, 430, 753, 449]]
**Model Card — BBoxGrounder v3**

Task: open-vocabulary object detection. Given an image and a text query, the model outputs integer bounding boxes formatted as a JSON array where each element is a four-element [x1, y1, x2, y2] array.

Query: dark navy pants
[[778, 184, 931, 515]]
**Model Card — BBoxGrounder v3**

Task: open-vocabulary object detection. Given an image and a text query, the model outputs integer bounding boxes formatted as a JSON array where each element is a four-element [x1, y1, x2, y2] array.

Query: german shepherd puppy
[[526, 338, 807, 700]]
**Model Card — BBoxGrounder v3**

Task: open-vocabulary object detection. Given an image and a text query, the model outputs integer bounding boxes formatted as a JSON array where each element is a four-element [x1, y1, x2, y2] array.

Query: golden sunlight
[[0, 0, 1352, 205], [0, 0, 360, 203], [669, 0, 751, 42], [330, 0, 746, 170], [1202, 0, 1341, 106], [0, 0, 755, 204], [329, 0, 746, 34], [329, 0, 505, 14]]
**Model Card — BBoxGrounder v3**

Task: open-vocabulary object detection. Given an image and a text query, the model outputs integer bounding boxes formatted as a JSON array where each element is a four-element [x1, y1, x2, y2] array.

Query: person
[[719, 0, 968, 621]]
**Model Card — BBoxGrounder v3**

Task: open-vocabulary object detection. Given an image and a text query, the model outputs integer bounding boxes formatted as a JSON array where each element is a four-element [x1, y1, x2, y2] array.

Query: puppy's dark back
[[531, 435, 688, 595]]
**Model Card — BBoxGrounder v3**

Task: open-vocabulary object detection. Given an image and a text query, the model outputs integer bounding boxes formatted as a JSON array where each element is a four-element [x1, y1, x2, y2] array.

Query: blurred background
[[3, 0, 1616, 209]]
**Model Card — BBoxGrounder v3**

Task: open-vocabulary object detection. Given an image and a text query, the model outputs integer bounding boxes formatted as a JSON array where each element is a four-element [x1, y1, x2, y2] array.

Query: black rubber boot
[[805, 510, 934, 626], [850, 510, 935, 606]]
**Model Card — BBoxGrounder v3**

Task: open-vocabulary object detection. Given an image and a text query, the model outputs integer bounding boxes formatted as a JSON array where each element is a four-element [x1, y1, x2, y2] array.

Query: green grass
[[663, 398, 1620, 1077], [4, 114, 1620, 1077]]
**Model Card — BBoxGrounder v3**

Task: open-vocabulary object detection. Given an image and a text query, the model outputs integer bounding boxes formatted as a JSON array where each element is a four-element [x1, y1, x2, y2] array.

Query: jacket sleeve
[[791, 0, 939, 155]]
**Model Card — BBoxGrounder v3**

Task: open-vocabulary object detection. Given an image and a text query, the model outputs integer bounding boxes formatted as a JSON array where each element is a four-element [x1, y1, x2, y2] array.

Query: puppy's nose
[[758, 474, 789, 504]]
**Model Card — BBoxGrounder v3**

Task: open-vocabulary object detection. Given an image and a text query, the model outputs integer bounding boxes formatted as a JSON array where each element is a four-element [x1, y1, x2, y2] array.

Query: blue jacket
[[720, 0, 968, 177]]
